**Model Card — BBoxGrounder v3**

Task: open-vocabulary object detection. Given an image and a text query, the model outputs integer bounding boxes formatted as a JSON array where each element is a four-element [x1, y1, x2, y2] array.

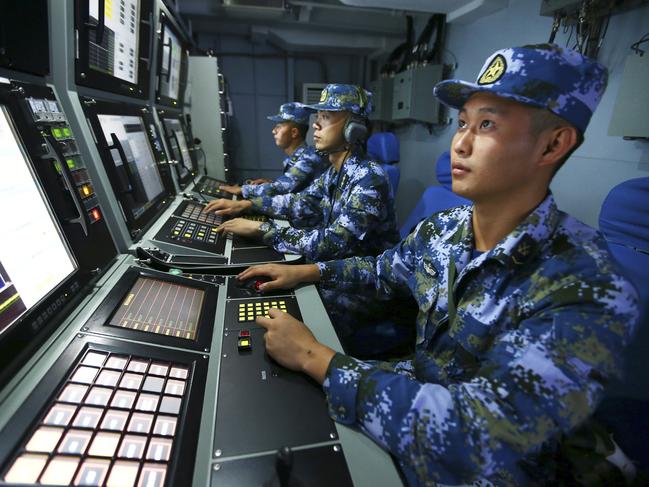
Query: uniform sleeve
[[315, 223, 422, 299], [260, 171, 395, 261], [322, 271, 638, 485], [241, 151, 324, 199], [248, 174, 325, 225]]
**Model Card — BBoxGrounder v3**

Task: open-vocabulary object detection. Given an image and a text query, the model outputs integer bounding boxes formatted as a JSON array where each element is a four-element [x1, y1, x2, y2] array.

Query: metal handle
[[108, 133, 136, 195], [85, 0, 106, 45], [164, 41, 173, 83], [43, 135, 89, 237], [170, 131, 188, 172], [140, 11, 154, 70]]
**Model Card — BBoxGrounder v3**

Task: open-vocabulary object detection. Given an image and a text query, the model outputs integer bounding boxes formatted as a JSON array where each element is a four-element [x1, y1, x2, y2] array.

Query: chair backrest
[[367, 132, 401, 198], [367, 132, 399, 164], [381, 163, 400, 200], [435, 150, 452, 190], [599, 177, 649, 252], [399, 151, 470, 238], [598, 177, 649, 400]]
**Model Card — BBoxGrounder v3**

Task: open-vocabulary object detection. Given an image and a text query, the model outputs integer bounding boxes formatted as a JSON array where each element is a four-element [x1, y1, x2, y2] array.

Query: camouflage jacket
[[241, 144, 327, 200], [318, 194, 638, 486], [250, 151, 400, 261]]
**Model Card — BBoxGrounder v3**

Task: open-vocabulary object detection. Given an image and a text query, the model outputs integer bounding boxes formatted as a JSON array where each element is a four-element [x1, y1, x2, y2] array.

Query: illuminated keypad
[[237, 301, 287, 322], [170, 219, 220, 245], [180, 202, 222, 225], [2, 350, 189, 487]]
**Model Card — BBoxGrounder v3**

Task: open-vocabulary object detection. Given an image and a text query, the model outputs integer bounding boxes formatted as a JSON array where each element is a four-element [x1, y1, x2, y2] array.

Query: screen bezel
[[155, 10, 189, 108], [81, 97, 173, 239], [158, 110, 196, 187], [0, 80, 118, 391], [74, 0, 153, 99], [0, 106, 79, 339], [83, 266, 217, 352]]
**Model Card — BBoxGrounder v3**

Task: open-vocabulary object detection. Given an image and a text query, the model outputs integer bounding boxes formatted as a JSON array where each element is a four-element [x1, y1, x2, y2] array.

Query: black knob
[[275, 446, 293, 487]]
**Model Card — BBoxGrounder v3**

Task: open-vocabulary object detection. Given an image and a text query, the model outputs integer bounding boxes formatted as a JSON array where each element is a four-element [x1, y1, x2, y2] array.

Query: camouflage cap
[[267, 102, 312, 126], [433, 43, 608, 133], [304, 84, 373, 117]]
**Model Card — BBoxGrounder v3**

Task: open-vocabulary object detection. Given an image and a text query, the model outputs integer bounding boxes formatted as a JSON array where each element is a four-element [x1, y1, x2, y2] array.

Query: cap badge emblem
[[478, 54, 507, 85]]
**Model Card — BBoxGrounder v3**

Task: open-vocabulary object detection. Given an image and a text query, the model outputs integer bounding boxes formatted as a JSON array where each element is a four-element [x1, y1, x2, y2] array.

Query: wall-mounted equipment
[[369, 77, 394, 122], [608, 51, 649, 138], [391, 64, 444, 124]]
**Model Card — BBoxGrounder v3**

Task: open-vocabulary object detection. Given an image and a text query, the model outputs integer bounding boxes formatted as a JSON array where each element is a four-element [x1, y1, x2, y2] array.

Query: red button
[[239, 330, 250, 337], [90, 208, 101, 222], [254, 280, 264, 291]]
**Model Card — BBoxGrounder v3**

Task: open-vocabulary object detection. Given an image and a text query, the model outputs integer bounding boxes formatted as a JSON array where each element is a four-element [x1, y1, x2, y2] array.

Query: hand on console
[[203, 198, 252, 216], [256, 308, 335, 384], [215, 218, 263, 238], [247, 178, 272, 185], [237, 264, 320, 293], [218, 184, 243, 195]]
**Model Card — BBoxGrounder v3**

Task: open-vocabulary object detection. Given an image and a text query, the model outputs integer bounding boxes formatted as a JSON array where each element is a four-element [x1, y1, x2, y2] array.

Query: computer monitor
[[96, 114, 167, 221], [156, 11, 188, 107], [75, 0, 153, 97], [0, 106, 77, 337], [159, 27, 182, 101], [161, 116, 194, 184], [108, 276, 204, 340], [88, 0, 141, 85]]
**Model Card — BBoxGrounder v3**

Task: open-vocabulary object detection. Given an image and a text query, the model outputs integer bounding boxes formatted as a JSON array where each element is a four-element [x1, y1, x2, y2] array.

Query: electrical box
[[539, 0, 582, 16], [369, 77, 394, 121], [391, 64, 444, 124], [608, 52, 649, 138]]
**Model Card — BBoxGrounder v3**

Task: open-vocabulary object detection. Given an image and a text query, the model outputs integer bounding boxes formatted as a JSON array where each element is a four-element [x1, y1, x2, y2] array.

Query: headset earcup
[[344, 117, 368, 144]]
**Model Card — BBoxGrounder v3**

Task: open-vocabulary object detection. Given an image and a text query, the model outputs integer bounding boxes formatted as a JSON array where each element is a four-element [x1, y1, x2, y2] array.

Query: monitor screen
[[163, 118, 192, 175], [109, 277, 204, 340], [159, 26, 182, 101], [88, 0, 141, 85], [97, 114, 165, 220], [0, 106, 77, 337]]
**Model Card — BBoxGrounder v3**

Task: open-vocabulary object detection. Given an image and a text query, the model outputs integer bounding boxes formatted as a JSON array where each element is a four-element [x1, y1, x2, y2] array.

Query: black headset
[[342, 87, 368, 145]]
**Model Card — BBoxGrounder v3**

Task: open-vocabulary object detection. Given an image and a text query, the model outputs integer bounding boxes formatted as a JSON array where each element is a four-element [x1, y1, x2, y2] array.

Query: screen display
[[162, 118, 192, 175], [109, 277, 204, 341], [159, 26, 182, 100], [97, 114, 165, 220], [88, 0, 141, 85], [0, 107, 77, 337]]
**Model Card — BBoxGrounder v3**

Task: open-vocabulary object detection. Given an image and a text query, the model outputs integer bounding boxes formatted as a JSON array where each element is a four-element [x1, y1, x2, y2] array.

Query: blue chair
[[595, 177, 649, 471], [399, 151, 470, 239], [367, 132, 400, 199]]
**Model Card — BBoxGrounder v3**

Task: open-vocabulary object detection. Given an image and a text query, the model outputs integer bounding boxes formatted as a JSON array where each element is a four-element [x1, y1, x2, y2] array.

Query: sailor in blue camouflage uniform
[[218, 102, 327, 199], [237, 44, 640, 485], [204, 84, 400, 262]]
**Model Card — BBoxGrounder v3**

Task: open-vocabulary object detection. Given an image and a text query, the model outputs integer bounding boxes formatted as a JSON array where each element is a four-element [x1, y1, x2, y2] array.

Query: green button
[[51, 127, 63, 139], [53, 161, 62, 174], [66, 159, 76, 169], [62, 127, 72, 137]]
